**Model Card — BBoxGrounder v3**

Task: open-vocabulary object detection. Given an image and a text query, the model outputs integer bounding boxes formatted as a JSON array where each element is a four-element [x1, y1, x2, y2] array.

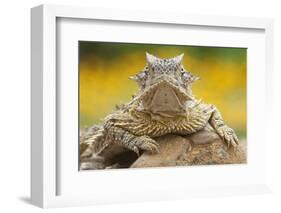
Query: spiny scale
[[111, 104, 212, 137]]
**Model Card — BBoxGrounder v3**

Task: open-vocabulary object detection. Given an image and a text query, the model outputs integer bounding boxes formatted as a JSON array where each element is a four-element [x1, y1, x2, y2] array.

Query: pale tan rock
[[188, 127, 221, 145], [131, 130, 246, 168], [131, 134, 192, 168], [80, 128, 246, 170], [177, 139, 246, 166]]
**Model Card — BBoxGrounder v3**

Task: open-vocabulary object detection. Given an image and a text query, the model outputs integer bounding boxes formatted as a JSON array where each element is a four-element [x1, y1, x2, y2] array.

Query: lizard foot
[[217, 125, 239, 147], [130, 136, 160, 156]]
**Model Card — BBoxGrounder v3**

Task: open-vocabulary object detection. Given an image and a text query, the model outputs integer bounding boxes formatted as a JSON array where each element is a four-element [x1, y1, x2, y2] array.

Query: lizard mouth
[[137, 79, 192, 117]]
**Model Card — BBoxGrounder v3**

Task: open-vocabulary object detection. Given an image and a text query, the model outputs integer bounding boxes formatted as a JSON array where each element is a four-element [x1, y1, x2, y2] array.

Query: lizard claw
[[217, 125, 239, 148], [135, 136, 160, 154], [132, 145, 140, 156]]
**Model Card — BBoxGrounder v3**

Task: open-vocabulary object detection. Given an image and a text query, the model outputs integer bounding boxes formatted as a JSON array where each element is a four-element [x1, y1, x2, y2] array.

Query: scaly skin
[[81, 53, 239, 160]]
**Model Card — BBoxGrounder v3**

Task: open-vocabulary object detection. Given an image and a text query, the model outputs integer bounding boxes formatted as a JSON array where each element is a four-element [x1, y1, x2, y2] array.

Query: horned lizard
[[80, 53, 239, 168]]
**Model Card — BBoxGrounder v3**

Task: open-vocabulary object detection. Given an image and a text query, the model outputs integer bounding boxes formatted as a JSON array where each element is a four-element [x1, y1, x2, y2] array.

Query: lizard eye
[[137, 71, 147, 79], [182, 72, 189, 81]]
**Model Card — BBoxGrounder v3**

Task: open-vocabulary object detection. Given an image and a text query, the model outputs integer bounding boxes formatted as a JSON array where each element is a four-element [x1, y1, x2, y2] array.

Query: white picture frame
[[31, 4, 274, 208]]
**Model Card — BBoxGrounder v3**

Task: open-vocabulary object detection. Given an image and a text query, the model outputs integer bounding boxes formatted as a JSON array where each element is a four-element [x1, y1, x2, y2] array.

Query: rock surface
[[131, 134, 192, 168], [131, 129, 246, 168], [80, 128, 246, 170]]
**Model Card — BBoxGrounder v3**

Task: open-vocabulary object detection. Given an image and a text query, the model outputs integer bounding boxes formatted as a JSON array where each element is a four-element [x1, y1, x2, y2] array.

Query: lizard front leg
[[209, 105, 239, 147], [104, 122, 160, 156]]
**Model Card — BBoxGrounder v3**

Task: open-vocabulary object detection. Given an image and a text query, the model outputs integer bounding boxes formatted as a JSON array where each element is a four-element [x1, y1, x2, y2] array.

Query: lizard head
[[131, 53, 199, 117]]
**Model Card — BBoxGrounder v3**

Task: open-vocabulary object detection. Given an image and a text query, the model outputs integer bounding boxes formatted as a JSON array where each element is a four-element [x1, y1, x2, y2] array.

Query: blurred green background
[[79, 41, 246, 137]]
